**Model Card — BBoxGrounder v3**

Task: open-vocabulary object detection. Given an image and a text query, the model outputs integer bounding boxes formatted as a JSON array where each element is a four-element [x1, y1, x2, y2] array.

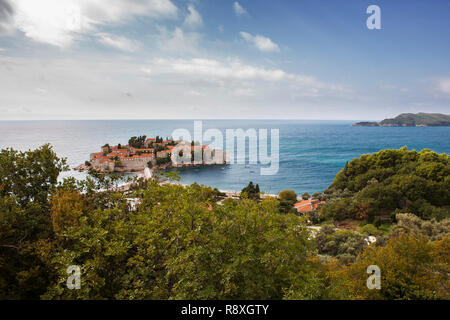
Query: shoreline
[[136, 169, 279, 198], [73, 166, 282, 198]]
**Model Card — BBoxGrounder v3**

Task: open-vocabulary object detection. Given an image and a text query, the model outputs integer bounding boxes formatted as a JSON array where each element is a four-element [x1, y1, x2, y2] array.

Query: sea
[[0, 120, 449, 195]]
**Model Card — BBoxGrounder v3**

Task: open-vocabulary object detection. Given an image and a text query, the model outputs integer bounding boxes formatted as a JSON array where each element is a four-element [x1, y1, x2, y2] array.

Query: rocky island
[[75, 135, 226, 173], [353, 112, 450, 127]]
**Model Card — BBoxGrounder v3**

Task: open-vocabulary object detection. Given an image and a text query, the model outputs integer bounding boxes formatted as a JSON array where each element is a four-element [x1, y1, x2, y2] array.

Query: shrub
[[279, 190, 297, 202]]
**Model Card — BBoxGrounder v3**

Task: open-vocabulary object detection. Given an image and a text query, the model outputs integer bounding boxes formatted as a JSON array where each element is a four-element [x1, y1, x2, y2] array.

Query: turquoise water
[[0, 120, 449, 195]]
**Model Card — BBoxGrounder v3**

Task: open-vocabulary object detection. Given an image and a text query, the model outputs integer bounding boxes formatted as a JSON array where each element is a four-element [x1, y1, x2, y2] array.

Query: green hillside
[[322, 147, 450, 223], [354, 113, 450, 127], [379, 113, 450, 127]]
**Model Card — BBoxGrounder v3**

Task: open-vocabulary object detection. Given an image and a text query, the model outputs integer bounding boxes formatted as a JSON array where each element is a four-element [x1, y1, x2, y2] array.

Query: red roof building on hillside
[[107, 152, 120, 158], [113, 149, 129, 154], [90, 152, 104, 159], [131, 147, 154, 153], [294, 199, 325, 214]]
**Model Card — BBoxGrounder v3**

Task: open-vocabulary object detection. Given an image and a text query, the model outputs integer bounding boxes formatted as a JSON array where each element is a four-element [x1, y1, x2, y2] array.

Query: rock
[[74, 164, 90, 172]]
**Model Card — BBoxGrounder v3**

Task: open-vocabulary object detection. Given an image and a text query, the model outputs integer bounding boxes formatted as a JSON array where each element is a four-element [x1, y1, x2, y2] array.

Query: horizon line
[[0, 118, 378, 122]]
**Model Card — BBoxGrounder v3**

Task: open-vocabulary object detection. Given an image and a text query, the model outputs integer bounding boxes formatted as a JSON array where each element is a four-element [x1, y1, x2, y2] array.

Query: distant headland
[[75, 135, 226, 173], [353, 112, 450, 127]]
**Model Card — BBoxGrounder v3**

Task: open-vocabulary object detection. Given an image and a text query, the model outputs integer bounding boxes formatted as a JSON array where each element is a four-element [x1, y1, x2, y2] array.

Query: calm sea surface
[[0, 120, 449, 195]]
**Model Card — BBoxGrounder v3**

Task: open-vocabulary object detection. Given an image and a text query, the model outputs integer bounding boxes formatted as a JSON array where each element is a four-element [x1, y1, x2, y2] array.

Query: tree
[[39, 180, 315, 300], [0, 144, 68, 207], [322, 148, 450, 222], [50, 189, 85, 235], [389, 213, 449, 241], [128, 136, 147, 149], [279, 190, 297, 202], [278, 190, 298, 214], [312, 192, 322, 200], [2, 144, 448, 300], [315, 226, 367, 264], [302, 192, 310, 200], [102, 144, 112, 155], [0, 145, 68, 299], [338, 235, 450, 299], [241, 181, 260, 200]]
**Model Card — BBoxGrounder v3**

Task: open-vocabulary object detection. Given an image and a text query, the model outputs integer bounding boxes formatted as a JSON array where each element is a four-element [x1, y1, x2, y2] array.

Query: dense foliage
[[0, 145, 448, 300], [315, 225, 368, 264], [240, 181, 260, 200], [339, 234, 449, 299], [0, 145, 68, 298], [278, 190, 298, 214], [322, 147, 450, 223], [128, 136, 147, 149]]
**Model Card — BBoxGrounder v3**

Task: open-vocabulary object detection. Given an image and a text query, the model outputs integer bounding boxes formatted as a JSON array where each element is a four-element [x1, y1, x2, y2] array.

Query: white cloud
[[0, 55, 350, 120], [0, 0, 15, 34], [233, 2, 246, 16], [97, 33, 139, 52], [157, 27, 201, 54], [5, 0, 178, 47], [183, 4, 202, 28], [240, 31, 280, 52], [438, 78, 450, 94], [144, 57, 289, 81], [140, 57, 341, 98]]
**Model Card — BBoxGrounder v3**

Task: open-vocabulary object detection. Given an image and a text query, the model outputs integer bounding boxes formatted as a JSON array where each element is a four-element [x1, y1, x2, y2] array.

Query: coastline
[[142, 170, 278, 198], [133, 168, 279, 199]]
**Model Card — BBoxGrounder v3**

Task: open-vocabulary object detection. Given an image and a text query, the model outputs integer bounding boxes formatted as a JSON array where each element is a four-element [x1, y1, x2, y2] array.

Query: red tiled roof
[[131, 148, 154, 152], [133, 154, 154, 158], [107, 152, 120, 157], [91, 152, 104, 157], [113, 149, 129, 154], [294, 199, 325, 213]]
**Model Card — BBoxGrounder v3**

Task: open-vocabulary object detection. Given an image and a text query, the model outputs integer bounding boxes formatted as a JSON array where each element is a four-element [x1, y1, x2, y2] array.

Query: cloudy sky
[[0, 0, 449, 120]]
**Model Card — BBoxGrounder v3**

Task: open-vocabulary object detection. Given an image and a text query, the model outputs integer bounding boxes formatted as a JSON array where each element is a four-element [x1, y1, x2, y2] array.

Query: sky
[[0, 0, 449, 120]]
